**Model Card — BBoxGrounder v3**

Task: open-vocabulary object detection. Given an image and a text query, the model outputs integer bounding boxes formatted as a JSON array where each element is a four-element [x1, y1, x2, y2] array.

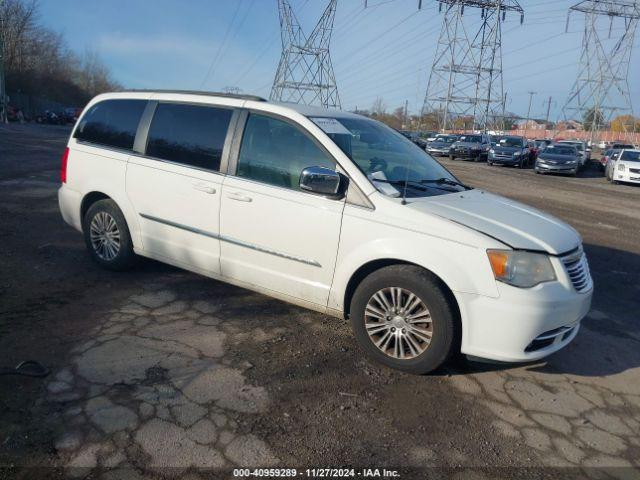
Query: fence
[[508, 128, 640, 145]]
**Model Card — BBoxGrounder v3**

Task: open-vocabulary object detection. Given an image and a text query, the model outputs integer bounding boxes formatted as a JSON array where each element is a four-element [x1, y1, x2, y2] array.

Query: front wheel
[[350, 265, 459, 375], [82, 199, 137, 271]]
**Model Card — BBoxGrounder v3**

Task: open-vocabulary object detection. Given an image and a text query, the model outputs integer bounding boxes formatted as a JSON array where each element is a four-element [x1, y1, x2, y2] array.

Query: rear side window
[[75, 99, 147, 150], [146, 103, 233, 171]]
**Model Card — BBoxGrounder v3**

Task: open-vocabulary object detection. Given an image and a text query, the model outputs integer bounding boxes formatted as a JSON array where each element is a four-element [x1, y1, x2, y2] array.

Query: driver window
[[236, 113, 335, 191]]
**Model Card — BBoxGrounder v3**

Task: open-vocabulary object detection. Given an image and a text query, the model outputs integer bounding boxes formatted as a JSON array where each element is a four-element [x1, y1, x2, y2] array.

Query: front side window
[[75, 99, 147, 150], [311, 116, 466, 198], [146, 103, 233, 171], [236, 114, 334, 190]]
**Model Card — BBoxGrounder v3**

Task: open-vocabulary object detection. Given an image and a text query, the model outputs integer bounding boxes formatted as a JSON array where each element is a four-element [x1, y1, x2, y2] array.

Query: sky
[[38, 0, 640, 120]]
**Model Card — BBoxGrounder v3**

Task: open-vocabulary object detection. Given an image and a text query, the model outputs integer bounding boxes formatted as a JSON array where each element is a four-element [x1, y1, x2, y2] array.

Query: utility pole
[[270, 0, 340, 108], [545, 96, 552, 125], [422, 0, 524, 133], [562, 0, 639, 142], [404, 99, 409, 129], [0, 0, 8, 124], [525, 91, 536, 138]]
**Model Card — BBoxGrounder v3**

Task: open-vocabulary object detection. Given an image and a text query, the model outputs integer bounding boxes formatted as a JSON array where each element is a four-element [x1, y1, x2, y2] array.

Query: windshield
[[311, 116, 466, 198], [458, 135, 482, 143], [542, 145, 576, 156], [433, 135, 457, 144], [497, 136, 524, 147], [561, 142, 583, 151], [621, 151, 640, 162]]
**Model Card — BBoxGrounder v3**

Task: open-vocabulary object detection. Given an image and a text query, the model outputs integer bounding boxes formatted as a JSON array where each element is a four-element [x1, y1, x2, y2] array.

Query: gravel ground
[[1, 123, 639, 479]]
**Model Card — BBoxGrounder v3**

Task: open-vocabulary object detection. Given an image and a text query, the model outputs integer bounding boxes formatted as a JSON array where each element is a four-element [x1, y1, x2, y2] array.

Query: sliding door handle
[[193, 183, 216, 194], [226, 192, 253, 202]]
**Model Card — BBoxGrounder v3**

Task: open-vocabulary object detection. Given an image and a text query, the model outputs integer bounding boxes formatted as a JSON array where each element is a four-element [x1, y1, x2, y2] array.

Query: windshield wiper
[[369, 178, 462, 195], [419, 178, 472, 190]]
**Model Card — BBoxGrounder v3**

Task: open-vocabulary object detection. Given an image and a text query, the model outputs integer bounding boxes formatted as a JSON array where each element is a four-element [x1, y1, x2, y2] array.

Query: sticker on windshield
[[310, 117, 352, 135]]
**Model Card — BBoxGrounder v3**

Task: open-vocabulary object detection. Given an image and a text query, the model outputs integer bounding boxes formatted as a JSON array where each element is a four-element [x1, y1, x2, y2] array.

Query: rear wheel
[[82, 199, 137, 271], [350, 265, 459, 375]]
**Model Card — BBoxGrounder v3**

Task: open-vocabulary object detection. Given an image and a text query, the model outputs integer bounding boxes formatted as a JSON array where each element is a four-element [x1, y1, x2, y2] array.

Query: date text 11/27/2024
[[232, 468, 401, 478]]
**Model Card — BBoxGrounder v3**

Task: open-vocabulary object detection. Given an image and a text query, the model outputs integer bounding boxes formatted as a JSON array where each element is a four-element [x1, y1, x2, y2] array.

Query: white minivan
[[58, 91, 593, 374]]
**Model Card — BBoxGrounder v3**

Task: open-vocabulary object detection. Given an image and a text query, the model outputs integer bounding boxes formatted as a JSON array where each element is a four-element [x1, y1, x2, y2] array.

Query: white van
[[58, 91, 593, 374]]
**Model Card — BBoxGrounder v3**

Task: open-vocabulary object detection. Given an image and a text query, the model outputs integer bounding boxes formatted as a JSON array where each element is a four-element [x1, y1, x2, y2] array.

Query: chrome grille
[[562, 248, 592, 293]]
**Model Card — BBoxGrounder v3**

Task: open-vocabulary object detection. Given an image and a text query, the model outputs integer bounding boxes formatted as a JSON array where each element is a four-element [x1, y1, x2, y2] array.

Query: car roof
[[92, 90, 366, 122]]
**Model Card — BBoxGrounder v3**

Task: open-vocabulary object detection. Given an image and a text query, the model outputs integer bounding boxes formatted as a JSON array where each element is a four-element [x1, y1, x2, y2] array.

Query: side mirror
[[299, 166, 342, 197]]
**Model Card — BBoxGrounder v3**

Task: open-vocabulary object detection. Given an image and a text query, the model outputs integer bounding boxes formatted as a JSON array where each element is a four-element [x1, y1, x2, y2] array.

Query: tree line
[[1, 0, 120, 110]]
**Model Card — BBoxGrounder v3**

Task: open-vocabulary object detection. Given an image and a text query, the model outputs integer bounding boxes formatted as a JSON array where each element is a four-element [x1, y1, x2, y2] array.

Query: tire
[[349, 265, 459, 375], [82, 199, 137, 271], [449, 155, 455, 161], [487, 161, 493, 166]]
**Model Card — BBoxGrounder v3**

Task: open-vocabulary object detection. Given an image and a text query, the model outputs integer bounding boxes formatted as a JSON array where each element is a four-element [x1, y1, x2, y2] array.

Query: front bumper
[[426, 148, 450, 156], [450, 149, 484, 159], [614, 168, 640, 184], [455, 280, 592, 363], [489, 155, 520, 165], [536, 162, 578, 173]]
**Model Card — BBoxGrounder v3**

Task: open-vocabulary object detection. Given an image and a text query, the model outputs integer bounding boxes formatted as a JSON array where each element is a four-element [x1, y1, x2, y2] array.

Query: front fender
[[328, 206, 500, 312]]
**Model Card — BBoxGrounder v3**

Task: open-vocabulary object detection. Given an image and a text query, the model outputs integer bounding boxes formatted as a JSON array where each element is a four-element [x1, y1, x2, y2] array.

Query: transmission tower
[[421, 0, 524, 132], [562, 1, 639, 140], [270, 0, 341, 108]]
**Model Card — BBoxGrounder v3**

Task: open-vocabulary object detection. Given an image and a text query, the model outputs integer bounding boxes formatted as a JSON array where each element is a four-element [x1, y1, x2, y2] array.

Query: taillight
[[61, 147, 69, 183]]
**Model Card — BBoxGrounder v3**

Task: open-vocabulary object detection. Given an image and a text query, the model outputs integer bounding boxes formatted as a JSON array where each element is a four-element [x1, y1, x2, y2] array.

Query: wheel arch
[[80, 191, 111, 224], [342, 259, 461, 327]]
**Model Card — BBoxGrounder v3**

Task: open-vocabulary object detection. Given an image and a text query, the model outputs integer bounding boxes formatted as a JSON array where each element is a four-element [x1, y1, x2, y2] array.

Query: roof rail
[[122, 89, 268, 102]]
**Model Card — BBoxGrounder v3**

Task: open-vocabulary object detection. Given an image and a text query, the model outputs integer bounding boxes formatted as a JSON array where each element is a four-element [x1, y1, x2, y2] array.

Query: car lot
[[1, 123, 640, 478]]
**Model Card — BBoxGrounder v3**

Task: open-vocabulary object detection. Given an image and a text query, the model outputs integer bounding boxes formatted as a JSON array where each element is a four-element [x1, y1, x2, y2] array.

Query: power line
[[200, 0, 245, 89]]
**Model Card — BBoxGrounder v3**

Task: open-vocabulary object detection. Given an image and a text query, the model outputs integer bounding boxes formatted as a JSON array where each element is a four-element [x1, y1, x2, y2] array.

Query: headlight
[[618, 164, 625, 171], [513, 152, 521, 157], [487, 250, 556, 288], [489, 149, 495, 154]]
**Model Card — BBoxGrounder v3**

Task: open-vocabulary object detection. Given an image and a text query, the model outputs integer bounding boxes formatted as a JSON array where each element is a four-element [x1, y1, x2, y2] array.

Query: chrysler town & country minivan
[[58, 91, 593, 374]]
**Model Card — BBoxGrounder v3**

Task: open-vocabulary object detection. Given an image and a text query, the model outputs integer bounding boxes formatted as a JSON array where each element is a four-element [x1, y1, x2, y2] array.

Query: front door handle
[[226, 192, 253, 202], [193, 183, 216, 194]]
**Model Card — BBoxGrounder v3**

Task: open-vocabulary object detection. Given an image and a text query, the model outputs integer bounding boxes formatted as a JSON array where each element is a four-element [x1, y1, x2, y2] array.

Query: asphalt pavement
[[1, 123, 639, 479]]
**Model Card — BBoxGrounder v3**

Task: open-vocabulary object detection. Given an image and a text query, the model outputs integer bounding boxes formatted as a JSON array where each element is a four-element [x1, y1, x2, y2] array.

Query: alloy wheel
[[364, 287, 433, 360], [89, 212, 121, 261]]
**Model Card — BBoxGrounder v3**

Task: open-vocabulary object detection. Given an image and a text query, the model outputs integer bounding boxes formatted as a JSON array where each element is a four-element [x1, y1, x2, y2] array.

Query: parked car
[[36, 110, 64, 125], [605, 150, 622, 181], [58, 91, 592, 374], [532, 139, 552, 157], [425, 134, 458, 157], [62, 107, 84, 124], [558, 140, 589, 169], [599, 148, 621, 173], [608, 149, 640, 185], [449, 133, 492, 162], [416, 131, 438, 149], [611, 142, 635, 150], [534, 144, 581, 176], [487, 135, 532, 168]]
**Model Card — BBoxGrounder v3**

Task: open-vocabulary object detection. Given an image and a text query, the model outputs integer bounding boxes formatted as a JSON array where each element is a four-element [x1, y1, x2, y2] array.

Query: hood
[[428, 141, 450, 148], [453, 142, 482, 148], [407, 189, 580, 255], [538, 153, 578, 163]]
